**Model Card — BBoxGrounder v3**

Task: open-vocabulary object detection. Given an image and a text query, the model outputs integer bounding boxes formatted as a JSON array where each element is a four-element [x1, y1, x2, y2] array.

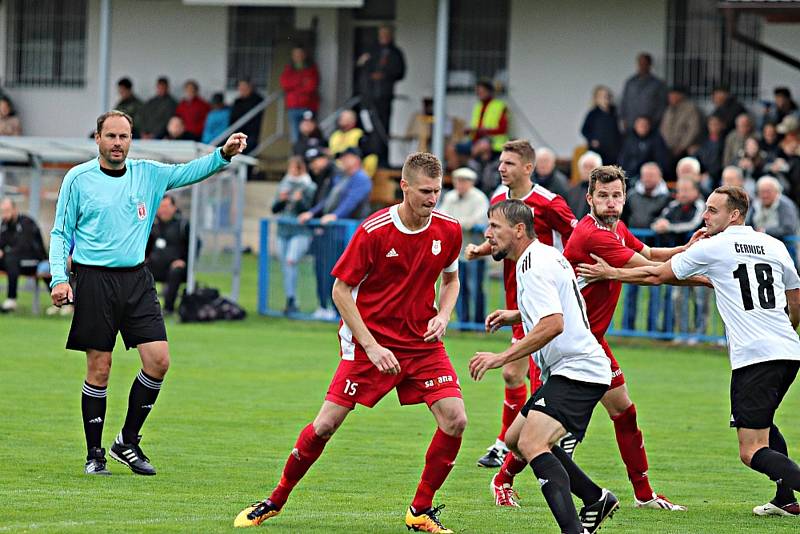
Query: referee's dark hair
[[713, 185, 749, 220], [488, 199, 536, 239], [97, 110, 133, 134]]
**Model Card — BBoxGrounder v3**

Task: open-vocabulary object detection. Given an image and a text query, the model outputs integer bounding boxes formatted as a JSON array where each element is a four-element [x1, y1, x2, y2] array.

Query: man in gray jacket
[[749, 175, 800, 242]]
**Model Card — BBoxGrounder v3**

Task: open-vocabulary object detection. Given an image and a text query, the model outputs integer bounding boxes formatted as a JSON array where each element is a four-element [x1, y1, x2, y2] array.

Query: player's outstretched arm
[[644, 227, 707, 262], [787, 288, 800, 330], [332, 278, 400, 374], [578, 253, 680, 286], [424, 270, 459, 342], [470, 313, 564, 381]]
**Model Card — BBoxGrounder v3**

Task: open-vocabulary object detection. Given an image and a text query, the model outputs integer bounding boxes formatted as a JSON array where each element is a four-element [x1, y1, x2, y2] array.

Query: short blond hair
[[402, 152, 442, 183]]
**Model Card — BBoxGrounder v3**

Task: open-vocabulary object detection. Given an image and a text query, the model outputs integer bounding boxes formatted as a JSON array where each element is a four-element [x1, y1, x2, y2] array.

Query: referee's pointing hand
[[222, 133, 248, 158]]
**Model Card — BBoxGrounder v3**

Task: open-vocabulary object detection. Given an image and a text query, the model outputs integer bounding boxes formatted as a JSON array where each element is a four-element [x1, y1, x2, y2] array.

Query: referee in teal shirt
[[49, 110, 246, 476]]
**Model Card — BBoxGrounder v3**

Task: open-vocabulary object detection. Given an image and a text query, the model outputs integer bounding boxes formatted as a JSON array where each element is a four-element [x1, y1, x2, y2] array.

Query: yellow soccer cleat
[[405, 504, 454, 533], [233, 500, 281, 528]]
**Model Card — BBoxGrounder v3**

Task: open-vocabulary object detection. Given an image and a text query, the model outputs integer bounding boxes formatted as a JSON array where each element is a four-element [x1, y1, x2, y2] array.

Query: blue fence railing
[[257, 217, 800, 344]]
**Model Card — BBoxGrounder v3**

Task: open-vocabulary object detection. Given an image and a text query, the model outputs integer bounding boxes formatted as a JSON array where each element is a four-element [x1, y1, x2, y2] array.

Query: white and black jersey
[[672, 225, 800, 370], [516, 240, 611, 386]]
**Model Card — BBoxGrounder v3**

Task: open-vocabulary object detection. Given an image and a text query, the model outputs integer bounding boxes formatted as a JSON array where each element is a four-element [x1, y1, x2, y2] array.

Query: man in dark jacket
[[0, 198, 48, 312], [618, 115, 670, 181], [137, 77, 178, 139], [357, 24, 406, 164], [230, 79, 264, 154], [146, 195, 190, 315]]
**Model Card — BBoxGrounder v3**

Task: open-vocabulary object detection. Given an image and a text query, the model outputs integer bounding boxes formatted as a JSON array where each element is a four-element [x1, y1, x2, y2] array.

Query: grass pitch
[[1, 257, 798, 533]]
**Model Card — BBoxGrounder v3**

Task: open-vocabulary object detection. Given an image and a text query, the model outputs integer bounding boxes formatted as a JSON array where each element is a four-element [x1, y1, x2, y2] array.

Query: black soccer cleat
[[110, 435, 156, 476], [579, 488, 619, 533], [477, 443, 507, 468], [84, 447, 111, 475]]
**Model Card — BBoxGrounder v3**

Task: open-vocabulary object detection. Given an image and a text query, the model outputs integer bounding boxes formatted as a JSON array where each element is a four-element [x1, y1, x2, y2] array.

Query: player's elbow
[[543, 314, 564, 339]]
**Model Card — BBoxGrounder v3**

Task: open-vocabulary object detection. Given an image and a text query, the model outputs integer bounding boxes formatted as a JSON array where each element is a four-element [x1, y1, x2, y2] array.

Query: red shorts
[[599, 337, 625, 390], [325, 346, 462, 409], [512, 335, 544, 394]]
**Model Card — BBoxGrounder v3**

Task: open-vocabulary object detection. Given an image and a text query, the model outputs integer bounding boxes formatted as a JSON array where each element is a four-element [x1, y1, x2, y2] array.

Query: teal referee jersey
[[49, 149, 230, 287]]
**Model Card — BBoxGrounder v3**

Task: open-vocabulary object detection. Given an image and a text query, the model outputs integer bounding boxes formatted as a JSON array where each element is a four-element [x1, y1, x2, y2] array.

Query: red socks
[[411, 428, 462, 512], [269, 424, 329, 508], [611, 404, 654, 501], [498, 384, 528, 442], [494, 451, 528, 486]]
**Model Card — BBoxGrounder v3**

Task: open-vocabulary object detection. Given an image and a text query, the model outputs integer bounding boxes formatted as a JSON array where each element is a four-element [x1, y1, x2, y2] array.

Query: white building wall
[[760, 23, 800, 101], [508, 0, 667, 155]]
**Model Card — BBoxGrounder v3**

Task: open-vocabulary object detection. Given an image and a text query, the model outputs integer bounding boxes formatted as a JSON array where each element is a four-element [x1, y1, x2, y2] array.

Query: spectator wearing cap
[[660, 86, 702, 164], [293, 111, 327, 160], [532, 147, 570, 198], [619, 52, 667, 130], [723, 112, 755, 167], [305, 148, 338, 205], [297, 147, 372, 320], [280, 45, 320, 144], [114, 78, 142, 137], [764, 86, 799, 127], [438, 167, 489, 325], [175, 80, 210, 141], [580, 85, 621, 165], [465, 79, 509, 156], [711, 85, 746, 136], [201, 93, 231, 145], [138, 76, 178, 139]]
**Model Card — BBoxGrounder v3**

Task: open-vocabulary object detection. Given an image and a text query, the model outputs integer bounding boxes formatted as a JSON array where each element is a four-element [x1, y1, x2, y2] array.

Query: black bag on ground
[[178, 286, 246, 322]]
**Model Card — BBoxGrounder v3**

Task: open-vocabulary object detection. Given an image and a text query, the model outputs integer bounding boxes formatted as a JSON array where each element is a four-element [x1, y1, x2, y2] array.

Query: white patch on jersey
[[432, 240, 442, 256], [386, 248, 399, 258], [137, 202, 147, 220]]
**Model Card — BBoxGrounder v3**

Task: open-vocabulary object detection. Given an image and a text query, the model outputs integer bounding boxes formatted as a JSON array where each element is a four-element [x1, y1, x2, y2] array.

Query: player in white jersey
[[578, 185, 800, 517], [470, 199, 618, 534]]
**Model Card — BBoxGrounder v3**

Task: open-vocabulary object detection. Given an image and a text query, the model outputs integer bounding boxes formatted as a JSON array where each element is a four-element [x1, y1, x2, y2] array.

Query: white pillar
[[431, 0, 449, 163], [98, 0, 112, 114]]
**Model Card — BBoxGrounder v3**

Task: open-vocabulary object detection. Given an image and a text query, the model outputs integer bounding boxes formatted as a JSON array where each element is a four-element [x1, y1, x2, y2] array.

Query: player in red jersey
[[465, 140, 577, 469], [234, 153, 465, 533], [488, 164, 695, 512]]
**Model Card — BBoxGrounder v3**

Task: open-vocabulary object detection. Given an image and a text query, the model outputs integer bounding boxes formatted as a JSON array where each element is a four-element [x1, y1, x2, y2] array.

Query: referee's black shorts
[[730, 359, 799, 429], [66, 262, 167, 352], [520, 375, 607, 442]]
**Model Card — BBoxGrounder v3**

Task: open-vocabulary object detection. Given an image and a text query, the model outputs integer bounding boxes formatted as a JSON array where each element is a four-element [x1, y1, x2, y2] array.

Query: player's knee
[[312, 418, 340, 439], [516, 436, 546, 462], [146, 353, 170, 378], [442, 412, 467, 437], [739, 448, 754, 467], [501, 367, 524, 387]]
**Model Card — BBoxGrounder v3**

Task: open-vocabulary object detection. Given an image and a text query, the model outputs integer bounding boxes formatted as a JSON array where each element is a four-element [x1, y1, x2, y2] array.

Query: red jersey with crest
[[331, 205, 462, 360], [491, 185, 577, 338], [563, 214, 644, 339]]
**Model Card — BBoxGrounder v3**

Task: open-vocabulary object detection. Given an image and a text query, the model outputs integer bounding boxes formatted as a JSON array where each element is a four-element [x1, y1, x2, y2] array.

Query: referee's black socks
[[82, 382, 107, 453], [120, 370, 163, 444], [750, 446, 800, 493], [530, 452, 583, 534]]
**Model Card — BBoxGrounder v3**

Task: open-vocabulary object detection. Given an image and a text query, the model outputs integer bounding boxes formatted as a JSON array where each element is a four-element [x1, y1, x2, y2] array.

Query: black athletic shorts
[[66, 262, 167, 352], [520, 375, 607, 441], [730, 359, 799, 429]]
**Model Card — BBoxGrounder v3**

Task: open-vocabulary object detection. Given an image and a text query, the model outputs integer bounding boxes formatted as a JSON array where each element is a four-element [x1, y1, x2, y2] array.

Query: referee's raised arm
[[164, 132, 248, 190]]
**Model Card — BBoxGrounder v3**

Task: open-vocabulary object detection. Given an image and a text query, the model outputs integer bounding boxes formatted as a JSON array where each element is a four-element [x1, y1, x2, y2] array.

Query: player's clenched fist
[[469, 351, 503, 381], [365, 344, 401, 375], [464, 243, 481, 261], [50, 282, 73, 307]]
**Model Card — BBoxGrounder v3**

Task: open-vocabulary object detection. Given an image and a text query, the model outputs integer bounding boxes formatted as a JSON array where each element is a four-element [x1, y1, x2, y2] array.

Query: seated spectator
[[763, 86, 799, 127], [464, 79, 509, 156], [768, 118, 800, 204], [736, 136, 767, 182], [0, 97, 21, 136], [694, 113, 726, 187], [652, 177, 707, 342], [676, 156, 713, 197], [145, 195, 189, 315], [618, 115, 670, 181], [723, 113, 756, 167], [328, 109, 377, 176], [711, 84, 746, 135], [175, 80, 210, 141], [580, 85, 621, 165], [293, 111, 327, 161], [164, 116, 195, 141], [567, 151, 602, 219], [621, 162, 671, 332], [137, 76, 178, 139], [532, 147, 570, 198], [201, 93, 231, 145], [272, 156, 317, 315], [438, 167, 489, 325], [297, 147, 372, 320], [721, 165, 755, 199], [660, 85, 702, 163], [467, 137, 500, 198], [760, 121, 781, 162], [749, 175, 800, 241], [230, 78, 264, 154], [114, 77, 142, 137], [280, 45, 320, 144], [0, 198, 49, 312]]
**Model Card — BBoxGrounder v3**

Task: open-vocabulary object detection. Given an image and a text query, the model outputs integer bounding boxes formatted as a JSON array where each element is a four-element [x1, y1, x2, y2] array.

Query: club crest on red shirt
[[137, 202, 147, 220], [432, 240, 441, 256]]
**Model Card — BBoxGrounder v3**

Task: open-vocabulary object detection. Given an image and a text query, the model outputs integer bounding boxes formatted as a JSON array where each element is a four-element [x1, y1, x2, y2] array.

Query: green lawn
[[1, 255, 798, 533]]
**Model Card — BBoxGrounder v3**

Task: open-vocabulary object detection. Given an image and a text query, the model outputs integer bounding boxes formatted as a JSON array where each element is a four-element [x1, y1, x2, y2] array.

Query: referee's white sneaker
[[753, 501, 799, 516], [110, 435, 156, 476], [634, 493, 687, 511]]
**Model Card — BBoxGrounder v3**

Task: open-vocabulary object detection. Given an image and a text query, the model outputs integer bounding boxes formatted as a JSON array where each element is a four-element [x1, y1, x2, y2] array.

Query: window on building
[[666, 0, 761, 101], [447, 0, 510, 92], [227, 7, 293, 89], [5, 0, 88, 88]]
